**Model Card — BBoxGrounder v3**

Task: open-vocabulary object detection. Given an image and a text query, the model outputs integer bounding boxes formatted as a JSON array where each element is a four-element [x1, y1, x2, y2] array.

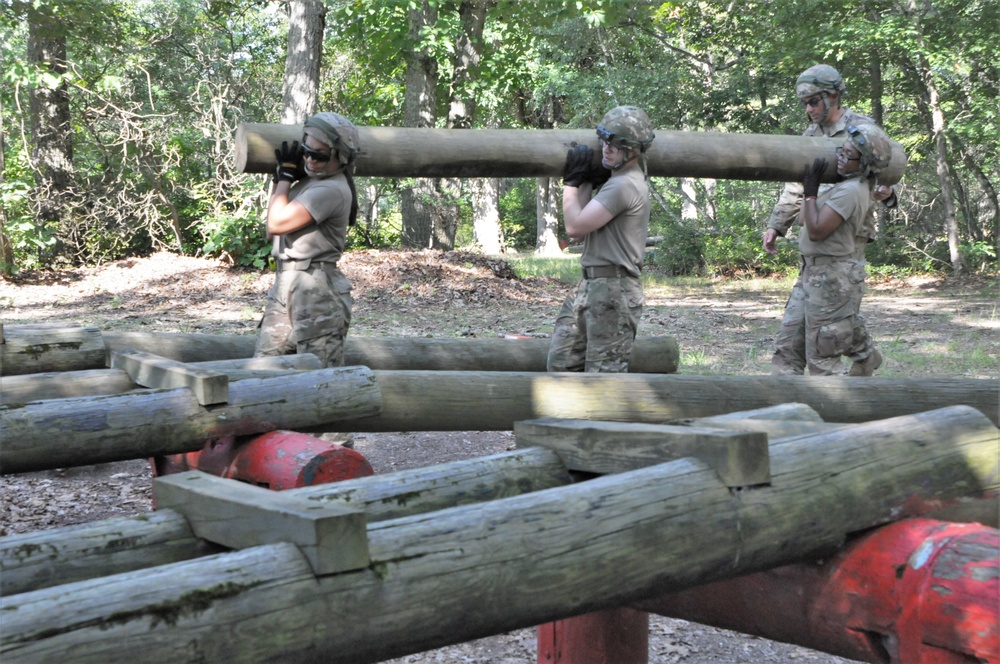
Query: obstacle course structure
[[1, 323, 998, 663]]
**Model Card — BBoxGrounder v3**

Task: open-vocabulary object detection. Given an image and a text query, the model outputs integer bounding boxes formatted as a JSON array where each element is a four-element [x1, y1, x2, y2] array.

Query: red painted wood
[[537, 609, 649, 664]]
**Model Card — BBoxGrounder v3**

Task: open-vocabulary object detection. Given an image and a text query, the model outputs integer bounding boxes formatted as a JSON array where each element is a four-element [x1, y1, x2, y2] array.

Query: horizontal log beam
[[0, 366, 381, 474], [235, 124, 907, 185], [310, 372, 1000, 432], [0, 354, 324, 405], [1, 328, 680, 377], [0, 447, 571, 595], [2, 406, 994, 663]]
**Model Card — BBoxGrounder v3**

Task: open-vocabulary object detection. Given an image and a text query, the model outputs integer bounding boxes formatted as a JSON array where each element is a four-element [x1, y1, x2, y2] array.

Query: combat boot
[[849, 348, 883, 377]]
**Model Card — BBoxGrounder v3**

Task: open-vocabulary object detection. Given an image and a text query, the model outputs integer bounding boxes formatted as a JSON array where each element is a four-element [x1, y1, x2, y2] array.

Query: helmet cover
[[795, 64, 844, 99], [847, 123, 892, 177], [303, 112, 359, 166], [596, 106, 655, 153]]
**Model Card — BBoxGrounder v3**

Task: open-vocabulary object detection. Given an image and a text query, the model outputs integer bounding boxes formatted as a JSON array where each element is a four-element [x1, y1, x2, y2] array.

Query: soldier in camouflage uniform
[[786, 123, 893, 375], [547, 106, 654, 373], [764, 65, 897, 376], [254, 112, 360, 368]]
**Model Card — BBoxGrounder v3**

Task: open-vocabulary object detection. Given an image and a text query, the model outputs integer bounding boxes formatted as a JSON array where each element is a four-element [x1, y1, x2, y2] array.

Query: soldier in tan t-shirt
[[547, 106, 655, 373]]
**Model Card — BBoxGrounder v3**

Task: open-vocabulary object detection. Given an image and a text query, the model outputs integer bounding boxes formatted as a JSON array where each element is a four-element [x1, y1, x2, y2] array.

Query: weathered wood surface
[[0, 366, 381, 474], [0, 510, 220, 597], [0, 447, 571, 595], [0, 325, 106, 376], [235, 124, 907, 185], [308, 372, 1000, 432], [102, 331, 680, 373], [1, 328, 679, 375], [154, 472, 369, 576], [1, 407, 995, 664], [110, 349, 229, 405], [0, 355, 324, 405], [515, 418, 770, 486]]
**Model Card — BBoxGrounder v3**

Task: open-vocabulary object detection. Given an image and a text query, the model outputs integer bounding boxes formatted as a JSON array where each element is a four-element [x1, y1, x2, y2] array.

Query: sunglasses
[[302, 145, 332, 163], [802, 96, 824, 108]]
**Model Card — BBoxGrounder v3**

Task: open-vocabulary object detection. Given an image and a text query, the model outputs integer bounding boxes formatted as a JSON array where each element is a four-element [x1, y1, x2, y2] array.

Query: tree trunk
[[27, 6, 73, 264], [2, 406, 995, 664], [471, 177, 503, 253], [280, 0, 325, 124], [401, 0, 438, 249], [908, 0, 965, 274], [535, 176, 562, 255]]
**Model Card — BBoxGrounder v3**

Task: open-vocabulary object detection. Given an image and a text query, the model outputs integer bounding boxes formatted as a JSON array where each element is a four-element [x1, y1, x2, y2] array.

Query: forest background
[[1, 0, 997, 278]]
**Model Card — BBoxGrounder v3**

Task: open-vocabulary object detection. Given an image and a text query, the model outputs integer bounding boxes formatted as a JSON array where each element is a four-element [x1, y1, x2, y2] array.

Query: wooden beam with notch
[[153, 471, 369, 576], [110, 348, 229, 405], [514, 417, 770, 487]]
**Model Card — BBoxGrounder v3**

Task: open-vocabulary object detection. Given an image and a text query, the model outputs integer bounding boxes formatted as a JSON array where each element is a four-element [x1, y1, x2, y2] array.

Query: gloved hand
[[586, 162, 612, 188], [274, 140, 304, 183], [802, 157, 827, 198], [563, 144, 593, 187]]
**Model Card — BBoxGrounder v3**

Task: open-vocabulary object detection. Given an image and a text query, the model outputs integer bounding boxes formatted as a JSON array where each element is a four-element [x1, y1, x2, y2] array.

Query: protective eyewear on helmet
[[596, 124, 621, 147], [302, 145, 332, 163], [835, 147, 860, 162], [847, 125, 867, 147]]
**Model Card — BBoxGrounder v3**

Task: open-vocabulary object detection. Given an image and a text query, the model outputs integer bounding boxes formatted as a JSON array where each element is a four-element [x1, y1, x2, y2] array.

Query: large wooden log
[[0, 366, 381, 474], [0, 325, 105, 376], [0, 447, 572, 595], [1, 328, 680, 376], [103, 331, 680, 373], [310, 372, 1000, 432], [235, 124, 907, 185], [1, 406, 995, 664], [0, 354, 324, 405]]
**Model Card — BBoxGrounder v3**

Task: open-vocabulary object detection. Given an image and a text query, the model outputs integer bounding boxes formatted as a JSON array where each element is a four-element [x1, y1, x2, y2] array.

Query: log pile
[[1, 405, 997, 663]]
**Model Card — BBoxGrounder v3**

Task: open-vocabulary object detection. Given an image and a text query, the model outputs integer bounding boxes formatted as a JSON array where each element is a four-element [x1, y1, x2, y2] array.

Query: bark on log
[[0, 447, 570, 595], [1, 355, 324, 405], [0, 366, 381, 474], [309, 372, 1000, 432], [0, 510, 221, 597], [2, 329, 679, 376], [234, 124, 907, 185], [102, 331, 679, 374], [0, 325, 105, 376], [1, 406, 994, 664]]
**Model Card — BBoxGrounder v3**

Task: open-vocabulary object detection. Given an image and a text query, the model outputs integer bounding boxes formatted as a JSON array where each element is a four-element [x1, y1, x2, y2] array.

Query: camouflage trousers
[[254, 266, 353, 368], [547, 276, 644, 373], [770, 257, 873, 375]]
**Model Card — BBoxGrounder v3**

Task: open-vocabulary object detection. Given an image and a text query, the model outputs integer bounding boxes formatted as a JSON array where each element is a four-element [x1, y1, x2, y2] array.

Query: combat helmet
[[596, 106, 655, 154], [847, 123, 892, 179], [795, 64, 845, 100], [304, 112, 360, 166]]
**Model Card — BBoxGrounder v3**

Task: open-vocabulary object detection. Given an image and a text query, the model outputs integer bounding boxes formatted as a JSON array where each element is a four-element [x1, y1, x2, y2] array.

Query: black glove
[[274, 140, 304, 183], [802, 157, 827, 198], [563, 144, 593, 187], [586, 162, 612, 188]]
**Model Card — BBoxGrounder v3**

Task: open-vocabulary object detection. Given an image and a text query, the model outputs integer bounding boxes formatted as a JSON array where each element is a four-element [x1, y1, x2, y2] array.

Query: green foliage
[[197, 214, 270, 269], [498, 180, 539, 251]]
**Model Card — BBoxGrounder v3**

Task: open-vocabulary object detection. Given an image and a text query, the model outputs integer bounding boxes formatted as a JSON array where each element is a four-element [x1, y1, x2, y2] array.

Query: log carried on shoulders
[[235, 124, 907, 185], [1, 406, 995, 664]]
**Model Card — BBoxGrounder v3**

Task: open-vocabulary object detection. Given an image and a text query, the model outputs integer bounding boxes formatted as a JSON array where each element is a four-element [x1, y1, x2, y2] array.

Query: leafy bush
[[198, 214, 270, 268]]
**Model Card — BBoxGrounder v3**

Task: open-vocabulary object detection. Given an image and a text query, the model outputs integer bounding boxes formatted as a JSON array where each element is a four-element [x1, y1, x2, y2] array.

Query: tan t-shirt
[[584, 168, 650, 277], [272, 175, 351, 263], [798, 177, 870, 258]]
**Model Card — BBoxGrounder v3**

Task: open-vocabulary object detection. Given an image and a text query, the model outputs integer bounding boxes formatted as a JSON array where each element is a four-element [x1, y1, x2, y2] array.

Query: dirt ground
[[2, 250, 996, 663]]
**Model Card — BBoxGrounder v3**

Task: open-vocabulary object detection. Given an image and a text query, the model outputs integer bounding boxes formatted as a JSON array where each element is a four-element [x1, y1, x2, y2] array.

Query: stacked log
[[0, 406, 995, 663]]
